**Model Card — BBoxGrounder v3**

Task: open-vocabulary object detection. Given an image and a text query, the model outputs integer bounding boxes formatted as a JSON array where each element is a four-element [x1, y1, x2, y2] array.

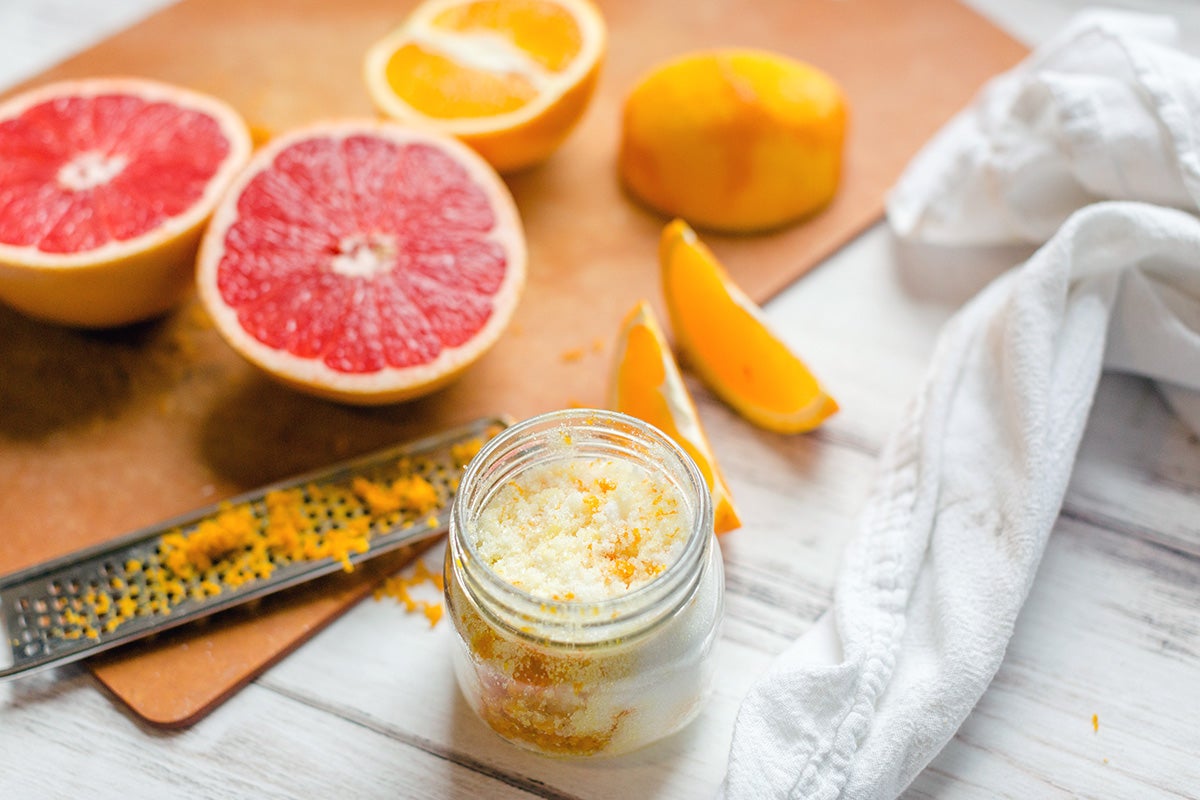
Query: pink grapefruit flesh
[[197, 121, 527, 405], [0, 78, 252, 327]]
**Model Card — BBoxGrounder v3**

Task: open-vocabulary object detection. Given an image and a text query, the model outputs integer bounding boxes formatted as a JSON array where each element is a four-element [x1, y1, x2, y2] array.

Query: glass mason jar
[[444, 409, 724, 757]]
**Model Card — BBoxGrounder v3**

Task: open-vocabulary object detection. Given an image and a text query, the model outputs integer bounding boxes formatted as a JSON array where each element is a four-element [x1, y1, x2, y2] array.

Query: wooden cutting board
[[0, 0, 1025, 726]]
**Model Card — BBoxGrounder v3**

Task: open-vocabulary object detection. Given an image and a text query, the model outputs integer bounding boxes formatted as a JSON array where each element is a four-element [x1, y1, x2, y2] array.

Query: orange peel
[[363, 0, 606, 173], [609, 300, 741, 534], [619, 49, 848, 232], [0, 78, 252, 327], [659, 219, 838, 433]]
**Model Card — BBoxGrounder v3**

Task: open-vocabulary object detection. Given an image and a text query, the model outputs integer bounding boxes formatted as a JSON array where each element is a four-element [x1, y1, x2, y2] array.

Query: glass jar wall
[[444, 409, 724, 757]]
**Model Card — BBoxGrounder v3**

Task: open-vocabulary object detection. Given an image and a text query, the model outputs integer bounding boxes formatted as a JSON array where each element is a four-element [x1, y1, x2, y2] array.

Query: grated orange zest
[[51, 438, 502, 641], [375, 558, 446, 628]]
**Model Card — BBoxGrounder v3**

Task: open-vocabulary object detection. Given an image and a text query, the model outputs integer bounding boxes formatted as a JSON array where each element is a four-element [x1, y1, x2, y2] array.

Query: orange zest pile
[[0, 77, 252, 327], [660, 219, 838, 433], [374, 559, 446, 627]]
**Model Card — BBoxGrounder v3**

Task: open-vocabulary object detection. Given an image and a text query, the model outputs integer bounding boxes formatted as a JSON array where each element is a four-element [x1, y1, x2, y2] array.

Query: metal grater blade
[[0, 416, 508, 682]]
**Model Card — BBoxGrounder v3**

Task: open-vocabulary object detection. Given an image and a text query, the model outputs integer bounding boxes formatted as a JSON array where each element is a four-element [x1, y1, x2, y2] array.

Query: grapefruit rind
[[362, 0, 606, 172], [0, 78, 253, 327], [659, 219, 838, 434], [196, 120, 527, 406], [609, 300, 742, 534]]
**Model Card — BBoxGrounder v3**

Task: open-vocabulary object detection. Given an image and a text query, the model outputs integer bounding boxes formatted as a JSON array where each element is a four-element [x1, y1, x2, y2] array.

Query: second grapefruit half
[[196, 121, 527, 405]]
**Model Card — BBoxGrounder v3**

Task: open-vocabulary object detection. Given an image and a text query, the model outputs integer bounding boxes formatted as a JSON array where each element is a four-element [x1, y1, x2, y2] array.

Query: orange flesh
[[386, 0, 585, 120], [665, 234, 821, 414], [385, 44, 537, 118], [431, 0, 583, 72]]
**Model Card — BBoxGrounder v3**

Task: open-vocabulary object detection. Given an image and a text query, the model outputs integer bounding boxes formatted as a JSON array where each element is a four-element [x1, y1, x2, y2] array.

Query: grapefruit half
[[196, 120, 527, 405], [0, 78, 252, 327]]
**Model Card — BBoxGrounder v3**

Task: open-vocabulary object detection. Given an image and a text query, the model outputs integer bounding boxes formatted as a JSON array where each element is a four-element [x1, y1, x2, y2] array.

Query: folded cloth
[[887, 10, 1200, 246], [721, 12, 1200, 800]]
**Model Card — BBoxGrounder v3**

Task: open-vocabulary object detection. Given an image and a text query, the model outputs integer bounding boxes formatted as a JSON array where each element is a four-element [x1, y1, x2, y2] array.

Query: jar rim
[[449, 408, 714, 647]]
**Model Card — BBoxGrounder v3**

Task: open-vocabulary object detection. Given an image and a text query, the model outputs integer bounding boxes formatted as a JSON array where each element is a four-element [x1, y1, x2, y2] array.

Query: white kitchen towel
[[722, 11, 1200, 800], [887, 9, 1200, 246]]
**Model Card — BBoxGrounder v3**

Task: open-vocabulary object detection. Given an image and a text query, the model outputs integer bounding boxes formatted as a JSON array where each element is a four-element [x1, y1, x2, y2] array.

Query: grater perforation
[[0, 416, 507, 681]]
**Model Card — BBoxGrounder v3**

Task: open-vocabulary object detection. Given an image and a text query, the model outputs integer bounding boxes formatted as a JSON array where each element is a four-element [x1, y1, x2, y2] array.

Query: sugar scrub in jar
[[445, 409, 724, 757]]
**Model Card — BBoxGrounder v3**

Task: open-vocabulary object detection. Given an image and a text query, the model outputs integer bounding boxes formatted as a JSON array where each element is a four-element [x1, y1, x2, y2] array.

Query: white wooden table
[[2, 1, 1199, 798]]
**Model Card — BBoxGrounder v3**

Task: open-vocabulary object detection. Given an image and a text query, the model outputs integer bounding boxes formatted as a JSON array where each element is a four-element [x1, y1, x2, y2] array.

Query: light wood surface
[[2, 1, 1200, 798]]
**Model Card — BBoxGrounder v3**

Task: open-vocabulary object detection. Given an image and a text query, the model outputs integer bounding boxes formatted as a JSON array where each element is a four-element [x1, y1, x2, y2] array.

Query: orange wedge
[[660, 219, 838, 433], [610, 300, 741, 534], [363, 0, 606, 173]]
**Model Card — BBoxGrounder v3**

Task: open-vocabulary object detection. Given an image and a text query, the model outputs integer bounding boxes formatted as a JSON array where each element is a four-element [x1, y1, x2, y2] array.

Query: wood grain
[[0, 667, 542, 799], [88, 544, 429, 727]]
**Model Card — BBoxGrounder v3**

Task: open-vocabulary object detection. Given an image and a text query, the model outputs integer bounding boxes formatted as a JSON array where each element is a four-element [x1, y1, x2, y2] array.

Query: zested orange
[[620, 49, 848, 233], [610, 300, 741, 534], [659, 220, 838, 434], [364, 0, 606, 172]]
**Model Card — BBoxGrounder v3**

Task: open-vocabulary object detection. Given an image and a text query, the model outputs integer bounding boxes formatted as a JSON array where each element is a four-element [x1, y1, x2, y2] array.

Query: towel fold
[[721, 11, 1200, 799], [887, 10, 1200, 245]]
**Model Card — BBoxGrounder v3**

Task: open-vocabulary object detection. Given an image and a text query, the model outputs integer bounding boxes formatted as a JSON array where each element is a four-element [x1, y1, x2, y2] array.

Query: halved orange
[[610, 300, 741, 534], [363, 0, 606, 173], [660, 219, 838, 433]]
